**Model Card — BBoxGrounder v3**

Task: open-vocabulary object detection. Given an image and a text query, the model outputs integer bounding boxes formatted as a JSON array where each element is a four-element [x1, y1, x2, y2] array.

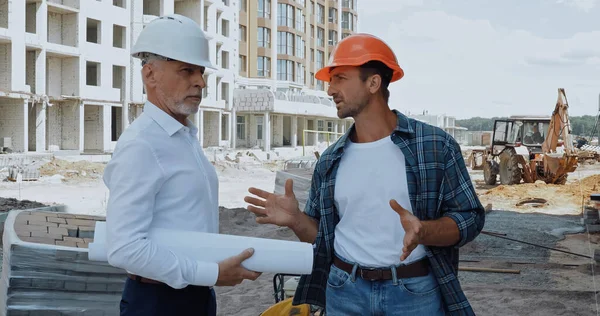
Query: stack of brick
[[0, 209, 127, 316], [583, 207, 600, 233]]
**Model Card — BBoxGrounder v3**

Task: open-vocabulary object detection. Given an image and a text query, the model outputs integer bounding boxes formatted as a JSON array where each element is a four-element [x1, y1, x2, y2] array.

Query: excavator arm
[[541, 88, 578, 183], [542, 88, 574, 154]]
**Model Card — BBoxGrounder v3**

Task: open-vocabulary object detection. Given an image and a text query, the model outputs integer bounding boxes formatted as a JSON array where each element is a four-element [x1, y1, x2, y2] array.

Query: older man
[[245, 33, 485, 315], [103, 14, 260, 316]]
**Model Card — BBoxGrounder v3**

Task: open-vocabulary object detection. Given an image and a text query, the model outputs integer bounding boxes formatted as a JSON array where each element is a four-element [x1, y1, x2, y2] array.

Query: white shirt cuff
[[193, 261, 219, 287]]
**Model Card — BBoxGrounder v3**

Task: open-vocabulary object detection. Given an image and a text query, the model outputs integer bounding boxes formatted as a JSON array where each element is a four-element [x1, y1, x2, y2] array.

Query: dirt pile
[[39, 158, 106, 182], [0, 197, 48, 213], [478, 174, 600, 214], [483, 174, 600, 201]]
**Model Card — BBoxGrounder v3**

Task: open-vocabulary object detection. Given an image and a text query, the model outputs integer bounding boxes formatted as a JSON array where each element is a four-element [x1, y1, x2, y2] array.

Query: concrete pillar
[[22, 99, 28, 153], [218, 110, 223, 146], [78, 102, 84, 152], [334, 121, 339, 141], [264, 112, 270, 152], [231, 109, 236, 149], [103, 105, 111, 152], [291, 115, 298, 148], [161, 0, 174, 15], [35, 102, 46, 152], [198, 109, 204, 147], [194, 110, 201, 141]]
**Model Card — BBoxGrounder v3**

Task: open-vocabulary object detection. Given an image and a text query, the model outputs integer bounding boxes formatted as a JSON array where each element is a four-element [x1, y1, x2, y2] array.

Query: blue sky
[[356, 0, 600, 119]]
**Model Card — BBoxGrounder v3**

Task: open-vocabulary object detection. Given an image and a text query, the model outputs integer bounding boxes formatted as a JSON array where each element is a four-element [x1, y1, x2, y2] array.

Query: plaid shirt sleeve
[[441, 136, 486, 248], [303, 167, 322, 221]]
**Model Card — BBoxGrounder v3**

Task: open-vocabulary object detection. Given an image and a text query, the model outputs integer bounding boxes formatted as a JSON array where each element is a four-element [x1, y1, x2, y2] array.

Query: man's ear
[[368, 74, 382, 95], [142, 64, 157, 89]]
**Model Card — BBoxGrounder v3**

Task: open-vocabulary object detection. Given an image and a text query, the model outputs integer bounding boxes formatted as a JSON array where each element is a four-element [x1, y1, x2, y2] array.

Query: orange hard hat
[[315, 33, 404, 83]]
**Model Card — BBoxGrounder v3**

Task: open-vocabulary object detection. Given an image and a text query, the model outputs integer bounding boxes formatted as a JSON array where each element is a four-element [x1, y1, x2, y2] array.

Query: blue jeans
[[325, 257, 445, 316]]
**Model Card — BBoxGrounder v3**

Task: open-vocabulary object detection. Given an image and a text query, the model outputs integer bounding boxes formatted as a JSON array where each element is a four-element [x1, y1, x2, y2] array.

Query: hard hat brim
[[315, 58, 404, 83]]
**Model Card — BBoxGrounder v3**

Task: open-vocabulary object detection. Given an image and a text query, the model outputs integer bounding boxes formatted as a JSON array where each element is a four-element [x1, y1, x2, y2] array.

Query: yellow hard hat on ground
[[261, 297, 312, 316]]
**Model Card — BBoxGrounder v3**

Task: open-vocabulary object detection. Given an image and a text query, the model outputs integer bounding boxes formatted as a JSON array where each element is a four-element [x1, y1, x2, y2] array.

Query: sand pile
[[39, 158, 106, 182], [478, 174, 600, 215]]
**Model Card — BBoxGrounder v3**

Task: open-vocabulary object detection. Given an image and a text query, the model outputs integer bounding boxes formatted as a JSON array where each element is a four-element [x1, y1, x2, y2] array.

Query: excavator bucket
[[543, 154, 578, 184]]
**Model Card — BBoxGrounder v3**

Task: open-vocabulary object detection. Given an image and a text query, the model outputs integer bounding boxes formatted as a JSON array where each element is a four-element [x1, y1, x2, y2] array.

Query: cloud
[[556, 0, 599, 12], [357, 7, 600, 117], [357, 0, 426, 16]]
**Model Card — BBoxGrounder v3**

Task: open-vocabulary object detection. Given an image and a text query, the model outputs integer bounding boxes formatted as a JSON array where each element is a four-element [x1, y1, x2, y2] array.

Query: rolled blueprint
[[88, 222, 314, 275]]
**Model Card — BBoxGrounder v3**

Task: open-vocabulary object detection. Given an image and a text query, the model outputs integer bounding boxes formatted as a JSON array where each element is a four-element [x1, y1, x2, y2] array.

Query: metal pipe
[[481, 231, 593, 259]]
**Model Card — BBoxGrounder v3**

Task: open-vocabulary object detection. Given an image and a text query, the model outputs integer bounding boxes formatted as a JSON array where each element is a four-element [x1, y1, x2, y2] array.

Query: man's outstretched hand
[[244, 179, 300, 228], [389, 199, 425, 261]]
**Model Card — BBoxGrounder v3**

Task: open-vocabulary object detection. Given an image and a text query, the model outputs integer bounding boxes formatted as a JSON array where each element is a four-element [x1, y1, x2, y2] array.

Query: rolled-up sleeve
[[103, 139, 219, 288], [441, 137, 486, 248]]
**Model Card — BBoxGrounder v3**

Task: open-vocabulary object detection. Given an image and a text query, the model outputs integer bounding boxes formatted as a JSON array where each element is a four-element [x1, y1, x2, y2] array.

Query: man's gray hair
[[139, 52, 176, 66]]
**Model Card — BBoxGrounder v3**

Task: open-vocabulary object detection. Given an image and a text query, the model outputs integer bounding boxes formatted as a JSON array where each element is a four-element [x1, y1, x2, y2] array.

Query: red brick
[[56, 213, 77, 219], [76, 242, 88, 248], [16, 231, 31, 238]]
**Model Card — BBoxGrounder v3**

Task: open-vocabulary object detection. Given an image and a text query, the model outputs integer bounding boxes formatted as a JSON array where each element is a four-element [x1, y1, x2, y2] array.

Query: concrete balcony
[[82, 86, 121, 102]]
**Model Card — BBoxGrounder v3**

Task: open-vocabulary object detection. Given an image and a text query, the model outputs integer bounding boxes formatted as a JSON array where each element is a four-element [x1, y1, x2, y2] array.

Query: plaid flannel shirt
[[291, 110, 485, 316]]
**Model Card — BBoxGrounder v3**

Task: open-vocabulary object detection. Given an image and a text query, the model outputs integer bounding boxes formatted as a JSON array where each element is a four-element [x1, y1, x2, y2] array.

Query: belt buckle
[[360, 267, 382, 281]]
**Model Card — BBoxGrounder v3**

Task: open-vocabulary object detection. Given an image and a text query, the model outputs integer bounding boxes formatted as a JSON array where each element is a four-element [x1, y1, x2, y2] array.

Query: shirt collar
[[331, 109, 414, 154], [144, 101, 198, 137]]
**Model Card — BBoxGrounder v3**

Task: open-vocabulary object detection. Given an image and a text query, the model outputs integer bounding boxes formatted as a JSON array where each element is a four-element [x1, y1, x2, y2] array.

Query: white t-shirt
[[333, 135, 428, 267]]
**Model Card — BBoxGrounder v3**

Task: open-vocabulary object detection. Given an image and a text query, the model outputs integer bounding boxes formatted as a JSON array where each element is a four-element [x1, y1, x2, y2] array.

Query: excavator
[[476, 88, 579, 185]]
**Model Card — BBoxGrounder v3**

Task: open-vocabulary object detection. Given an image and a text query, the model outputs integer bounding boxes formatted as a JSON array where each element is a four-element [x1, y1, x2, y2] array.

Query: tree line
[[456, 115, 599, 137]]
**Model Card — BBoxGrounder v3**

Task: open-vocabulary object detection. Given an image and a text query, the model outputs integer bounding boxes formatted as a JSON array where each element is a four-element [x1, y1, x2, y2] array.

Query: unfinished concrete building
[[233, 0, 357, 151], [0, 0, 236, 153]]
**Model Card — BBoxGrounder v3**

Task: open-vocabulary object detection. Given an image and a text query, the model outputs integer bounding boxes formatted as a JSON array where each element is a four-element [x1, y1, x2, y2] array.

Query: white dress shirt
[[103, 101, 220, 289]]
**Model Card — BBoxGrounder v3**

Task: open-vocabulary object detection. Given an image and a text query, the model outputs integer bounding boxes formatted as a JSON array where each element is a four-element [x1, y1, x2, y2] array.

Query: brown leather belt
[[127, 273, 164, 285], [333, 255, 430, 281]]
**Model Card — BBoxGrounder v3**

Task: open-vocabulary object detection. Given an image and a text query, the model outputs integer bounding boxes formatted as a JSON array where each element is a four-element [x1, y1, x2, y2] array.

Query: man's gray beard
[[176, 102, 200, 116]]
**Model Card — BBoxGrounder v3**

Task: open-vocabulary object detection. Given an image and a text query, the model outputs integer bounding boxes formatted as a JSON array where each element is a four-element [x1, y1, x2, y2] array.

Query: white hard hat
[[131, 14, 217, 70]]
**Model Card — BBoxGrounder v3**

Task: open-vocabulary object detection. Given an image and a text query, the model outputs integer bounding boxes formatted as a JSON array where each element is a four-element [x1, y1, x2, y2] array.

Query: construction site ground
[[0, 150, 599, 315]]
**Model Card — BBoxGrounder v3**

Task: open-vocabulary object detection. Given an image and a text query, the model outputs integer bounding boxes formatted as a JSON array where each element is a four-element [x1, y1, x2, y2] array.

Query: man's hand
[[215, 248, 262, 286], [389, 199, 425, 261], [244, 179, 301, 228]]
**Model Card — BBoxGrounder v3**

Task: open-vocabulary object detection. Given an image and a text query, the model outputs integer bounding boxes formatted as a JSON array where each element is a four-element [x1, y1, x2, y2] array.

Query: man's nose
[[194, 72, 207, 89], [327, 83, 337, 97]]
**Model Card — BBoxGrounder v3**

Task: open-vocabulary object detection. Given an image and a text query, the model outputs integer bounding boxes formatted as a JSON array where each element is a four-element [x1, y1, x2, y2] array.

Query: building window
[[295, 10, 304, 31], [328, 7, 337, 23], [342, 0, 355, 10], [239, 55, 247, 72], [257, 56, 271, 77], [317, 27, 324, 47], [317, 4, 325, 24], [236, 116, 246, 140], [296, 62, 304, 84], [239, 25, 247, 41], [277, 31, 294, 55], [257, 27, 271, 47], [316, 80, 323, 90], [240, 0, 247, 12], [328, 30, 337, 46], [277, 3, 294, 27], [295, 35, 304, 58], [277, 59, 294, 81], [316, 50, 324, 69], [258, 0, 271, 19], [342, 12, 353, 30]]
